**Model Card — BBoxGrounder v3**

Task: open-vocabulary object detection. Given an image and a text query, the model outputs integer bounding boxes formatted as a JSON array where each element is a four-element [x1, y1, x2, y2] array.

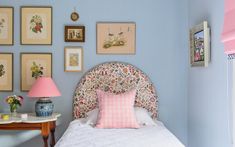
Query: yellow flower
[[7, 98, 13, 104]]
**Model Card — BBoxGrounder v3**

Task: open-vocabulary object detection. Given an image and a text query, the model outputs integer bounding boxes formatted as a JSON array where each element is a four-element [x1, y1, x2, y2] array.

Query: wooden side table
[[0, 113, 61, 147]]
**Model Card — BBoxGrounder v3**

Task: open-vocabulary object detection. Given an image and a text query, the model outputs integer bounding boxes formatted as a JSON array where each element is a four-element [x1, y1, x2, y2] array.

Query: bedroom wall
[[188, 0, 231, 147], [0, 0, 188, 146]]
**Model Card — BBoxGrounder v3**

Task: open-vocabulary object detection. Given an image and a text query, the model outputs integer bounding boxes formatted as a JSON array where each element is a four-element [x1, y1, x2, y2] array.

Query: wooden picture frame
[[0, 53, 13, 91], [64, 47, 83, 72], [21, 53, 52, 91], [64, 26, 85, 42], [21, 6, 52, 45], [0, 7, 14, 45], [190, 21, 210, 67], [96, 22, 136, 54]]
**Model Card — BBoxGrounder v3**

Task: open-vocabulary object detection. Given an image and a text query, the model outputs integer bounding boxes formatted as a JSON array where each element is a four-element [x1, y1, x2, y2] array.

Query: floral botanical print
[[0, 64, 5, 77], [73, 62, 158, 119], [31, 62, 44, 79], [30, 15, 43, 33], [0, 18, 5, 34]]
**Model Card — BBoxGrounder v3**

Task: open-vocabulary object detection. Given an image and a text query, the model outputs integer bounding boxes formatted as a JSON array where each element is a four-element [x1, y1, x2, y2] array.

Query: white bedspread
[[55, 119, 185, 147]]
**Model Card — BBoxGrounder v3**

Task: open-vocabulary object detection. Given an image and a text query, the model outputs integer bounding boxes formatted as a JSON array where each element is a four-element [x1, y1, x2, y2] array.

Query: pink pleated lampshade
[[28, 77, 61, 98]]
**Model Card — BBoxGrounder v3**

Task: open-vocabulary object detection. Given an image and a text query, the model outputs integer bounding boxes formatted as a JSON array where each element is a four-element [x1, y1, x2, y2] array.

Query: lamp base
[[35, 98, 54, 117]]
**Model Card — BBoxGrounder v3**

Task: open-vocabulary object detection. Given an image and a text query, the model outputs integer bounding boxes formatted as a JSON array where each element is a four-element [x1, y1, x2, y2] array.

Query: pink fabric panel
[[221, 0, 235, 54], [96, 89, 140, 129]]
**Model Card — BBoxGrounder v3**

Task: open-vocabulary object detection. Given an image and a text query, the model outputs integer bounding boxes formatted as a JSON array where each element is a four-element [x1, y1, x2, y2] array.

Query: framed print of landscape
[[21, 53, 52, 91], [21, 6, 52, 45], [0, 7, 14, 45], [64, 47, 83, 72], [190, 21, 210, 67], [0, 53, 13, 91], [97, 22, 136, 54]]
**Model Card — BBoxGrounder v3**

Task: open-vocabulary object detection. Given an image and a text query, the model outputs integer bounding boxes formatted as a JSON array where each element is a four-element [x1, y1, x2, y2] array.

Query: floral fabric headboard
[[73, 62, 158, 119]]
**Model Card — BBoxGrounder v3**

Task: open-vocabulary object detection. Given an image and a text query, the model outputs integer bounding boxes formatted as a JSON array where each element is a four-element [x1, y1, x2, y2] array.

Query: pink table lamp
[[28, 77, 61, 117]]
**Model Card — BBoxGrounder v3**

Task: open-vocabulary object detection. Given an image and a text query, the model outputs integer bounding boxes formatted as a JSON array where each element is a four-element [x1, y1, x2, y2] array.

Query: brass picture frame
[[21, 6, 52, 45], [64, 26, 85, 42], [64, 47, 83, 72], [0, 7, 14, 45], [21, 53, 52, 91], [0, 53, 13, 91]]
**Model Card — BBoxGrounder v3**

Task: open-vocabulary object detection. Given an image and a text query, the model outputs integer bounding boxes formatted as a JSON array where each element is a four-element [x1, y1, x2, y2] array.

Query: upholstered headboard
[[73, 62, 158, 119]]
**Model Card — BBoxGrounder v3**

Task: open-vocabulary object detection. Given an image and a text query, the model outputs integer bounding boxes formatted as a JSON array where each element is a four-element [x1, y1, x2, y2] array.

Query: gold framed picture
[[64, 26, 85, 42], [21, 6, 52, 45], [64, 47, 83, 72], [0, 53, 13, 91], [21, 53, 52, 91], [96, 22, 136, 54], [190, 21, 210, 67], [0, 7, 14, 45]]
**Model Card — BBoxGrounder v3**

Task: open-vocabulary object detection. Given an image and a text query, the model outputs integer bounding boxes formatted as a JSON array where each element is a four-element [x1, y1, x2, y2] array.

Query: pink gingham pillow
[[96, 89, 140, 129]]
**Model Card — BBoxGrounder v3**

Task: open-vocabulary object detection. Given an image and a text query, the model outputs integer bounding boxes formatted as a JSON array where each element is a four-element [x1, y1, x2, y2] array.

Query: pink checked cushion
[[96, 89, 140, 129]]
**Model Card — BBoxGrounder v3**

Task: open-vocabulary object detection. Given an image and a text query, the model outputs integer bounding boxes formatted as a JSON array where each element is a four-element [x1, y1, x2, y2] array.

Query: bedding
[[55, 119, 185, 147], [84, 107, 156, 126]]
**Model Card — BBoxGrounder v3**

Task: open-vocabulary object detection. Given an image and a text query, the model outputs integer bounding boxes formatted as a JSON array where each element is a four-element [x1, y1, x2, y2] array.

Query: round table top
[[0, 113, 61, 124]]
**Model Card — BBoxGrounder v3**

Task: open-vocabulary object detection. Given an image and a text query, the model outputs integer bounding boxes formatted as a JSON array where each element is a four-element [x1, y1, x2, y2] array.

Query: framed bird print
[[97, 22, 136, 54]]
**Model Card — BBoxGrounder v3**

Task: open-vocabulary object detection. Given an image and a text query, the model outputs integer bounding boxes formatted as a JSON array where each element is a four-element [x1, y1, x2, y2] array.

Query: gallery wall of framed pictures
[[0, 5, 137, 92]]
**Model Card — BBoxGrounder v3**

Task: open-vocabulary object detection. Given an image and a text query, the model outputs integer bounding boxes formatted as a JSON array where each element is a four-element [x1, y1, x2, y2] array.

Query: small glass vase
[[10, 104, 18, 117]]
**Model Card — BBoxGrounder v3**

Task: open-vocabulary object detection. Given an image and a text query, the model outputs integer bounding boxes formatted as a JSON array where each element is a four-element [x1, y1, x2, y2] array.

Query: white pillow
[[84, 107, 156, 126], [134, 107, 156, 126]]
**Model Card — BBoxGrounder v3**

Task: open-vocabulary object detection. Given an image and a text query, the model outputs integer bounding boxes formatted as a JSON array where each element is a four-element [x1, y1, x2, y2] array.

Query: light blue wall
[[188, 0, 231, 147], [0, 0, 188, 146]]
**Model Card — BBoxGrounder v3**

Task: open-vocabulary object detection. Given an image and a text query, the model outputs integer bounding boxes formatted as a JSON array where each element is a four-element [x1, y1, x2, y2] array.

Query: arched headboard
[[73, 62, 158, 119]]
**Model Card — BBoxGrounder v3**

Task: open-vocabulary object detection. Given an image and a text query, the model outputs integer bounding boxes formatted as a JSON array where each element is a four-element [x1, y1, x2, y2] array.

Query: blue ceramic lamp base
[[35, 98, 54, 117]]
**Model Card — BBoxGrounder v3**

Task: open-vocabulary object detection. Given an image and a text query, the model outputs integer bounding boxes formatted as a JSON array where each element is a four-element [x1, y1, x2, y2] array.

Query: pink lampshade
[[221, 0, 235, 54], [28, 77, 61, 98]]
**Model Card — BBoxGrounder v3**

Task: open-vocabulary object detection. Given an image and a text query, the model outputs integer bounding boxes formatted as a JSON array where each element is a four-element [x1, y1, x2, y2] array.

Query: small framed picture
[[0, 7, 14, 45], [0, 53, 13, 91], [190, 21, 210, 67], [21, 6, 52, 45], [21, 53, 52, 91], [64, 47, 83, 72], [64, 26, 85, 42], [97, 22, 136, 54]]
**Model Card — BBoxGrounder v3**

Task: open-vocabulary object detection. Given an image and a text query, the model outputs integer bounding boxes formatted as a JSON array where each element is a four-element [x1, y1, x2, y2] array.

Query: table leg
[[43, 136, 49, 147], [50, 121, 56, 147], [41, 122, 50, 147]]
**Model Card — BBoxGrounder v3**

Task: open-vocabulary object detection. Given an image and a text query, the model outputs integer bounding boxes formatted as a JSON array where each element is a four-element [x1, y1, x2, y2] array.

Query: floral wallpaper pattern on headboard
[[73, 62, 158, 119]]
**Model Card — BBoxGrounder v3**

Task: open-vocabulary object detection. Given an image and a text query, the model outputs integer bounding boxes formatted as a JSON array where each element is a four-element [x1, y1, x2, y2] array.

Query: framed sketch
[[64, 47, 83, 72], [0, 53, 13, 91], [21, 6, 52, 45], [97, 22, 136, 54], [190, 21, 210, 67], [0, 7, 14, 45], [21, 53, 52, 91], [64, 26, 85, 42]]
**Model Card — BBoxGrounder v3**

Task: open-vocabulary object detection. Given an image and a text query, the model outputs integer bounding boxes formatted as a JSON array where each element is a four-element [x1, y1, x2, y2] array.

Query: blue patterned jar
[[35, 98, 54, 117]]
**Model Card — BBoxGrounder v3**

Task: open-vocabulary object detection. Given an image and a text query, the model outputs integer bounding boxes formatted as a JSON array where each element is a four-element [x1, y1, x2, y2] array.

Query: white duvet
[[55, 119, 185, 147]]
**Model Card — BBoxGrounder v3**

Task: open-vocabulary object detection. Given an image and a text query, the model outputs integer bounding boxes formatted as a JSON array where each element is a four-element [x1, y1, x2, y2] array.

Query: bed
[[55, 62, 185, 147]]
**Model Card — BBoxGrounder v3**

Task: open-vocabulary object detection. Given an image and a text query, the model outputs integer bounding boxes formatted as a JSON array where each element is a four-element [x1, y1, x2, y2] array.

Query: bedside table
[[0, 113, 61, 147]]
